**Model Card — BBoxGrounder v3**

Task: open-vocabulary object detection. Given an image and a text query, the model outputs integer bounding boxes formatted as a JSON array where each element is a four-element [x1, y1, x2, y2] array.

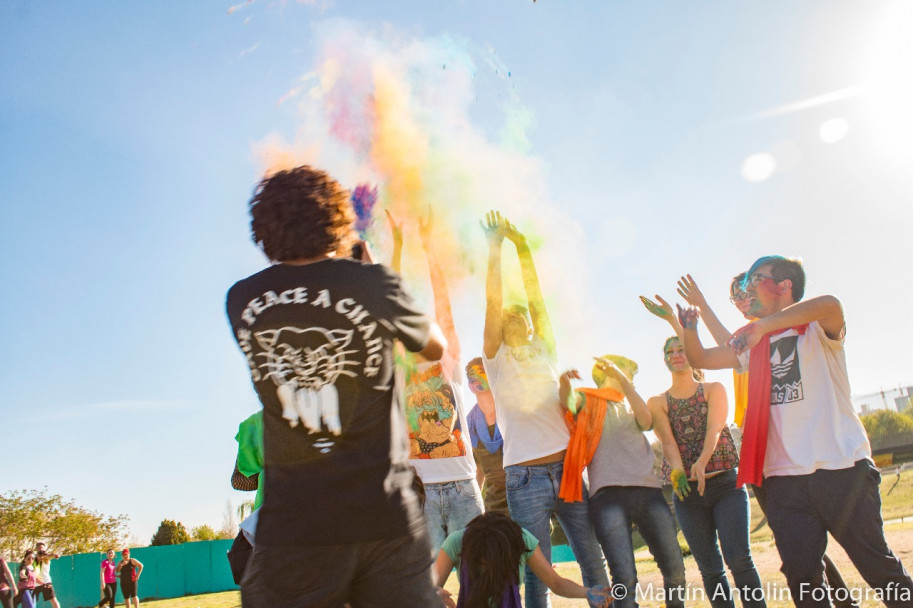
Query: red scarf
[[560, 387, 624, 502], [737, 324, 807, 488]]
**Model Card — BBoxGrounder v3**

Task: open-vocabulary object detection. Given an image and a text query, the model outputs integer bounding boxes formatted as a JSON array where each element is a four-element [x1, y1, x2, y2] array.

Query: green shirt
[[440, 526, 538, 584], [235, 411, 265, 509]]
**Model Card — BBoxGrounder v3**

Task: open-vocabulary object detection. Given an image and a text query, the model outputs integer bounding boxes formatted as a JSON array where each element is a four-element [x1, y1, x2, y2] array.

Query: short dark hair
[[743, 255, 805, 302], [249, 165, 357, 262]]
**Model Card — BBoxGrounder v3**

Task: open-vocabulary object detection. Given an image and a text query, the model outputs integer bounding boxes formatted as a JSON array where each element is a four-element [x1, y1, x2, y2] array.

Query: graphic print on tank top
[[255, 326, 359, 449], [405, 362, 467, 459], [770, 335, 803, 405]]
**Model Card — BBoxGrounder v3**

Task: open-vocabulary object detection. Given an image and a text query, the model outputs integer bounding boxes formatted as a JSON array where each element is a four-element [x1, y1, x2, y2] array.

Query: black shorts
[[241, 529, 438, 608], [120, 579, 137, 599], [36, 584, 55, 601]]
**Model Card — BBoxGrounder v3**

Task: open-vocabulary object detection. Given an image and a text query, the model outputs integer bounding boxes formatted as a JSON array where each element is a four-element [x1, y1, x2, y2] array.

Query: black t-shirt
[[226, 259, 432, 546]]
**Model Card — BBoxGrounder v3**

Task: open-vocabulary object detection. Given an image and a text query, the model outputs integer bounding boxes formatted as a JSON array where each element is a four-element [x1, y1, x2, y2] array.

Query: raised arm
[[730, 295, 845, 354], [420, 209, 461, 381], [690, 382, 729, 496], [648, 395, 690, 501], [677, 275, 732, 347], [677, 305, 740, 370], [504, 220, 555, 354], [595, 357, 652, 430], [385, 209, 403, 275], [482, 211, 506, 359]]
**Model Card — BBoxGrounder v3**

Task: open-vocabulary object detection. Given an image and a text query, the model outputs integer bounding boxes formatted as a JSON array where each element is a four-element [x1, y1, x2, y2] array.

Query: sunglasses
[[729, 292, 749, 303], [746, 272, 782, 287]]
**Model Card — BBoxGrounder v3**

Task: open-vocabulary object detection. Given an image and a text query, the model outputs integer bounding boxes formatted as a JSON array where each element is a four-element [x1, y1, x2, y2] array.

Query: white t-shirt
[[737, 321, 871, 477], [406, 360, 477, 484], [483, 338, 569, 467]]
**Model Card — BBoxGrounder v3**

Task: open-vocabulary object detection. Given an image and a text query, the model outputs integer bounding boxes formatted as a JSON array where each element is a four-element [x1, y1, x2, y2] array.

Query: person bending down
[[433, 513, 612, 608]]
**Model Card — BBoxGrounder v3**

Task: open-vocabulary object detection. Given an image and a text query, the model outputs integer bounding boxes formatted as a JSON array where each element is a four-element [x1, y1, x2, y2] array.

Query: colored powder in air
[[351, 183, 378, 235]]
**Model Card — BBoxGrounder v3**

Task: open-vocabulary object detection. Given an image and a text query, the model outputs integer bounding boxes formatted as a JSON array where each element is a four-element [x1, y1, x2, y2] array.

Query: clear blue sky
[[2, 0, 911, 543]]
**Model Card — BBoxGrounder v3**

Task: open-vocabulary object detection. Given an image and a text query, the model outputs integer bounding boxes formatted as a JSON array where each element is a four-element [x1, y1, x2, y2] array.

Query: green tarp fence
[[7, 539, 236, 608], [6, 540, 578, 607]]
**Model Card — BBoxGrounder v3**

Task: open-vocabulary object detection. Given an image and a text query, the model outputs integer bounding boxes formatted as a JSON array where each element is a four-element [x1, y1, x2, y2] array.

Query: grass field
[[142, 470, 913, 608]]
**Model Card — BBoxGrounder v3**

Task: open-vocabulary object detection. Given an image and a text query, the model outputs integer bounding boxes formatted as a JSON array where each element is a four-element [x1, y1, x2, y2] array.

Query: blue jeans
[[423, 478, 484, 554], [673, 469, 765, 608], [765, 459, 913, 608], [505, 462, 609, 608], [590, 486, 686, 608]]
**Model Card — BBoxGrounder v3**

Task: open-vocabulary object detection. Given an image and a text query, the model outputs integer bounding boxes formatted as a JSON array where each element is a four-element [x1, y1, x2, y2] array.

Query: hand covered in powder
[[676, 304, 700, 330], [587, 585, 614, 608], [502, 218, 527, 248], [728, 321, 763, 355], [670, 468, 691, 500], [677, 274, 708, 310], [481, 210, 507, 247], [639, 295, 675, 321], [385, 209, 403, 248]]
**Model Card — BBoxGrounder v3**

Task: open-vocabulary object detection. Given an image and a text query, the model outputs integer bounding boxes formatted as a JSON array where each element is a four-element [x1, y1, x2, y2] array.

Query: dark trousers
[[98, 582, 117, 608], [240, 530, 441, 608], [765, 459, 913, 608]]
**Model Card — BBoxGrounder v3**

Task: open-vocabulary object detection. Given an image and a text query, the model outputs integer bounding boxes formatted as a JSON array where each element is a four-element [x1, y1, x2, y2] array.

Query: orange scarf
[[559, 387, 625, 502]]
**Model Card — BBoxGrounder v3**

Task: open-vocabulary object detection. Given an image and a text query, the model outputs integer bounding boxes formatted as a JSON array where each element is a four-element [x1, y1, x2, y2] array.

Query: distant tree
[[190, 525, 219, 541], [0, 488, 128, 556], [150, 520, 190, 546], [861, 409, 913, 450]]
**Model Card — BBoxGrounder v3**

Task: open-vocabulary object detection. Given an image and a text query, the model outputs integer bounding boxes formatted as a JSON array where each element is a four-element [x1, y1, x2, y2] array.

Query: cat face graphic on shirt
[[256, 327, 359, 443]]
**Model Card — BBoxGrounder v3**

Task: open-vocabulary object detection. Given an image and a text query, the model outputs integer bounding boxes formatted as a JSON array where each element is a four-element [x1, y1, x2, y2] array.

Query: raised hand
[[593, 357, 626, 384], [385, 209, 403, 247], [418, 206, 434, 248], [481, 210, 506, 247], [640, 295, 675, 321], [677, 274, 708, 310], [728, 321, 763, 354], [503, 218, 527, 247], [587, 585, 614, 608], [670, 468, 691, 500], [676, 304, 699, 330]]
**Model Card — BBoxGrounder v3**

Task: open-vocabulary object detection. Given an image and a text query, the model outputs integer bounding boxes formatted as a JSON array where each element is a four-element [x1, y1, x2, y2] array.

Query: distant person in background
[[116, 549, 143, 608], [465, 357, 508, 514], [1, 555, 15, 608], [98, 549, 117, 608], [17, 551, 39, 608], [32, 542, 60, 608]]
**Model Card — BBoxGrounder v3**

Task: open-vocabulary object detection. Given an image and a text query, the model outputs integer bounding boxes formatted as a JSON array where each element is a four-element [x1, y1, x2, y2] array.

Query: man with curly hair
[[226, 165, 447, 607]]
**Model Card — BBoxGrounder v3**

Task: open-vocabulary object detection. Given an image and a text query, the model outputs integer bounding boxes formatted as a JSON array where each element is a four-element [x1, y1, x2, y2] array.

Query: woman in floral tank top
[[649, 336, 765, 608]]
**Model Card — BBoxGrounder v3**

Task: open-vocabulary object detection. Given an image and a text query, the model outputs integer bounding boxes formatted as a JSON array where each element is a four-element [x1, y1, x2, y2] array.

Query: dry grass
[[140, 524, 913, 608]]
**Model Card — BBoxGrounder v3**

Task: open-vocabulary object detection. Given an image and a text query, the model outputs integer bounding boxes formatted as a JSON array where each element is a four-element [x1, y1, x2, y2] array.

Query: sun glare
[[819, 118, 850, 144], [741, 152, 777, 183]]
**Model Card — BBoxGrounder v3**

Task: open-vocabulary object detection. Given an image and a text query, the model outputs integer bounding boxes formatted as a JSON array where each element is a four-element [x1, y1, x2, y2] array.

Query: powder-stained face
[[502, 310, 532, 347], [466, 363, 489, 394], [663, 338, 688, 372], [746, 264, 784, 318], [730, 285, 753, 319]]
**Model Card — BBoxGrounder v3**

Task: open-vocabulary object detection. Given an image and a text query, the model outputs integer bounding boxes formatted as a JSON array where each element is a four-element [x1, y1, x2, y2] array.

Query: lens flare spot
[[740, 153, 777, 183], [819, 118, 849, 143]]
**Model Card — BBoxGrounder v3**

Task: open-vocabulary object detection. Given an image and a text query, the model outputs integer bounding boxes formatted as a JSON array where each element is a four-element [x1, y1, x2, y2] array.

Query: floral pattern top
[[660, 383, 739, 482]]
